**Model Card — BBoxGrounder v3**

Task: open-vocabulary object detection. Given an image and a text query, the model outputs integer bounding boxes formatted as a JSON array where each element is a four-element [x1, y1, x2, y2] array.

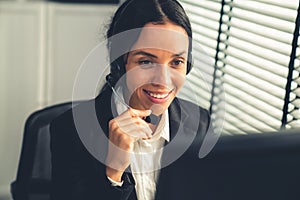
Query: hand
[[106, 108, 152, 182]]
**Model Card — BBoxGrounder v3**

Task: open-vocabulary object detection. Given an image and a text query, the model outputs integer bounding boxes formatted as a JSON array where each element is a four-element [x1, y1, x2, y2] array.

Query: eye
[[171, 59, 185, 67], [138, 60, 152, 65]]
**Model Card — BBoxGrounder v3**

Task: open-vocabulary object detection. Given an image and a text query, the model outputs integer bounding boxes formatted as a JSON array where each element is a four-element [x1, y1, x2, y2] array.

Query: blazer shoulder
[[175, 97, 211, 128], [49, 99, 95, 150], [50, 98, 99, 134]]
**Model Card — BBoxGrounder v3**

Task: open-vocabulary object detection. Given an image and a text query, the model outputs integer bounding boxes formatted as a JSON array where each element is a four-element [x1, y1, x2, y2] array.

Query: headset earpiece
[[106, 73, 115, 87], [187, 51, 193, 74], [108, 57, 126, 87]]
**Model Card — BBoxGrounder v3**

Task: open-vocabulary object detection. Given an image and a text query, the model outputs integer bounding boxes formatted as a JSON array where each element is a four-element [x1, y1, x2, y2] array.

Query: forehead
[[130, 22, 189, 54]]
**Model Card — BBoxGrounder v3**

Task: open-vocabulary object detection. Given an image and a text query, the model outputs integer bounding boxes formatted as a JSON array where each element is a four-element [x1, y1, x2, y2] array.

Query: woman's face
[[125, 21, 189, 115]]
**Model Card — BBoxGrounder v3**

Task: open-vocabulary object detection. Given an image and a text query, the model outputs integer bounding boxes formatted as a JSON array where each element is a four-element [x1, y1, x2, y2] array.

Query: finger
[[117, 116, 150, 127], [121, 123, 152, 138], [116, 118, 134, 127], [115, 116, 143, 129], [116, 109, 151, 126], [129, 108, 152, 118], [116, 110, 132, 121], [114, 112, 134, 128], [118, 119, 152, 138], [127, 130, 148, 139]]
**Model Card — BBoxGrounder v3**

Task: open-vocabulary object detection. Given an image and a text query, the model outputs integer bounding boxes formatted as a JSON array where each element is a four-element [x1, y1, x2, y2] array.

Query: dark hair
[[106, 0, 193, 87]]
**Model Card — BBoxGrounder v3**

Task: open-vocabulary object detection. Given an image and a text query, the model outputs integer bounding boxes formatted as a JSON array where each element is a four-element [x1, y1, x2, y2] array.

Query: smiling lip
[[143, 89, 173, 103]]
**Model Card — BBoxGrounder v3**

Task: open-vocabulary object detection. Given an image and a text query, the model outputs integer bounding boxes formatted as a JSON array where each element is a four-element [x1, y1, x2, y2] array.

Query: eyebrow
[[131, 50, 187, 58], [172, 51, 187, 57], [132, 51, 158, 58]]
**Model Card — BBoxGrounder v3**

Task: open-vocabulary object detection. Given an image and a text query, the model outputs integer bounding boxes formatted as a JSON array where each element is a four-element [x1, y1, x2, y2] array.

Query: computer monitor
[[155, 129, 300, 200]]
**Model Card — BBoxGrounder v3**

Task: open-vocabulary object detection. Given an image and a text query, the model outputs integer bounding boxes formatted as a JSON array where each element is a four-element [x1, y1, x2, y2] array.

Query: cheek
[[173, 74, 186, 92], [125, 66, 152, 91]]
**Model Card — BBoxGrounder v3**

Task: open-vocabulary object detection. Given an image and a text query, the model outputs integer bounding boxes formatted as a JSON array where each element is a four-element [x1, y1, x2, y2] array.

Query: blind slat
[[252, 0, 298, 10], [222, 113, 261, 133], [222, 119, 256, 135], [220, 47, 288, 78], [287, 120, 300, 128], [191, 18, 220, 34], [221, 57, 287, 89], [180, 0, 221, 14], [223, 73, 285, 108], [192, 26, 219, 44], [222, 66, 286, 99], [222, 28, 292, 56], [224, 84, 283, 120], [224, 103, 279, 131], [224, 98, 282, 131], [227, 11, 295, 34], [228, 1, 297, 22], [222, 38, 290, 67], [194, 41, 217, 58], [188, 9, 221, 26], [227, 20, 293, 45]]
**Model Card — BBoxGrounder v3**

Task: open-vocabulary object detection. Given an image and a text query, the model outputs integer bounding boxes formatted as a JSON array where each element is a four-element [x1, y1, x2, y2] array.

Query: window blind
[[180, 0, 300, 134], [178, 0, 222, 133]]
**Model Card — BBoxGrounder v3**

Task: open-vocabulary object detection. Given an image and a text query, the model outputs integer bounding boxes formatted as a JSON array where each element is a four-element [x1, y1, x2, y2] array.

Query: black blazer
[[50, 86, 211, 200]]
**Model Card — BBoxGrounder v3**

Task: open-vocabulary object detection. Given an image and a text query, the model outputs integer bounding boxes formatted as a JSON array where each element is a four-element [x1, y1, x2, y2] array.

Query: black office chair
[[11, 101, 81, 200]]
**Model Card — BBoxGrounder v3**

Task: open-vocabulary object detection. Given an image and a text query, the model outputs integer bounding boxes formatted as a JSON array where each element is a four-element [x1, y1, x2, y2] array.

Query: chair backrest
[[11, 101, 81, 200]]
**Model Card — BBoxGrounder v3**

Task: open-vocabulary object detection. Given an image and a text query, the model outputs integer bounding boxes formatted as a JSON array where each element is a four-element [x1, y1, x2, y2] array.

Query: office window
[[180, 0, 300, 134]]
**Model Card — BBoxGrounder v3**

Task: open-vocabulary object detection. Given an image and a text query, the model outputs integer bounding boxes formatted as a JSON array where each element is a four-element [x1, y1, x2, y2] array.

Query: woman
[[50, 0, 211, 200]]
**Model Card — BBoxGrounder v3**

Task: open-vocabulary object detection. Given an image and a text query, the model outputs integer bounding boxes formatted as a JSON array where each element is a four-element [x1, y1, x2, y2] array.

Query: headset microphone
[[144, 113, 160, 125], [106, 75, 160, 125]]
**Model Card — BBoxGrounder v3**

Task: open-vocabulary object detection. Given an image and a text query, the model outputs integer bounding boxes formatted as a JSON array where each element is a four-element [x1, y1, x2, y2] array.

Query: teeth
[[148, 92, 169, 99]]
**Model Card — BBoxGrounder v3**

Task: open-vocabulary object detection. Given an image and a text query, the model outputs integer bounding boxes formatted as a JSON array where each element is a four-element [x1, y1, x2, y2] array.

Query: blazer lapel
[[161, 97, 202, 166], [167, 97, 198, 144], [168, 98, 182, 142]]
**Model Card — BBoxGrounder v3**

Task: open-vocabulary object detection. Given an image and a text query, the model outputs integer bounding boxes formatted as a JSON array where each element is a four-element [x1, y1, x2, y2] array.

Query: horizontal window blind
[[180, 0, 300, 134], [178, 0, 222, 132], [284, 3, 300, 129]]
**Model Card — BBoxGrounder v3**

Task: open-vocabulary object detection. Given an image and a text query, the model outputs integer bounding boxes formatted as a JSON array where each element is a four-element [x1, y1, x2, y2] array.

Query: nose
[[151, 64, 172, 87]]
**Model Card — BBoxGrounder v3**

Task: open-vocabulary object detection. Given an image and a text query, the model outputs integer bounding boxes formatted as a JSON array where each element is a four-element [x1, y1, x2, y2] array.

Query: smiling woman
[[124, 22, 189, 115], [49, 0, 212, 200]]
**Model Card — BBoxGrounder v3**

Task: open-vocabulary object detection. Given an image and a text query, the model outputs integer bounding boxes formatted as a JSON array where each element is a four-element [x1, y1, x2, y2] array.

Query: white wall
[[46, 3, 116, 105], [0, 1, 116, 198]]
